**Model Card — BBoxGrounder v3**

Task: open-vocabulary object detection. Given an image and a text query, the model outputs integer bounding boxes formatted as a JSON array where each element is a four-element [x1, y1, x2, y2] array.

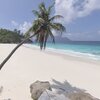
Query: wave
[[23, 44, 100, 61], [46, 47, 100, 60]]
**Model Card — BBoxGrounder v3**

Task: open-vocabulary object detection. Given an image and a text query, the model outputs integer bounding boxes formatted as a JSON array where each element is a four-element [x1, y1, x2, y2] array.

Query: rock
[[30, 81, 52, 100], [67, 92, 100, 100], [39, 90, 69, 100]]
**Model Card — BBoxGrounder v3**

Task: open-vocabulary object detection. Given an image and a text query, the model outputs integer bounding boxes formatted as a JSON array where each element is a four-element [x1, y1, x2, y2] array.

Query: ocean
[[36, 41, 100, 60]]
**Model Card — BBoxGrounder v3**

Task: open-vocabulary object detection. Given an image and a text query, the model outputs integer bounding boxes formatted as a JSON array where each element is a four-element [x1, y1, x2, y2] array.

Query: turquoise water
[[34, 42, 100, 60]]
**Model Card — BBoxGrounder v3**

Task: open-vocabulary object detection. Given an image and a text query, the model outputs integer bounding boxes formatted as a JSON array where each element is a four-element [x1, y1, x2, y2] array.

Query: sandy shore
[[0, 44, 100, 100]]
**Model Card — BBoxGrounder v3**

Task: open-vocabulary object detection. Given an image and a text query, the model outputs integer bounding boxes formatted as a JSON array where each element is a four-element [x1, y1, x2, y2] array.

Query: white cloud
[[18, 21, 32, 33], [11, 20, 18, 26], [55, 0, 100, 24], [11, 20, 32, 33]]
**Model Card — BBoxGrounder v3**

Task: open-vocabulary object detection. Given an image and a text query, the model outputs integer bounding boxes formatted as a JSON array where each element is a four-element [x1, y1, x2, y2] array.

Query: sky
[[0, 0, 100, 41]]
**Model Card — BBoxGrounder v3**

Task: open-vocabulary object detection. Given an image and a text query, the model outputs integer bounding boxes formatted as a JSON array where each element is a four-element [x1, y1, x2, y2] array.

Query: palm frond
[[32, 10, 40, 17], [31, 18, 44, 32], [47, 2, 55, 15], [39, 2, 46, 13], [35, 33, 39, 42], [25, 20, 40, 36], [49, 15, 63, 21], [47, 28, 55, 43], [37, 18, 45, 24], [50, 23, 66, 33]]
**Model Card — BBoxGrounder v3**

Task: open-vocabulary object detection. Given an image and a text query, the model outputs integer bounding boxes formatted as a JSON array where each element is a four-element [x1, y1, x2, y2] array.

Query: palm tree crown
[[26, 2, 66, 49]]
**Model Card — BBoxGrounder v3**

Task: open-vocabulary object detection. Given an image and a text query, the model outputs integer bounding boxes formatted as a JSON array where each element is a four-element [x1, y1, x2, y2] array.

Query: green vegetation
[[0, 29, 23, 43]]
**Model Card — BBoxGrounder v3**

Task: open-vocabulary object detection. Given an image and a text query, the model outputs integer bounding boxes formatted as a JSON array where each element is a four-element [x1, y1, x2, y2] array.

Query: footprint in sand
[[0, 86, 3, 95]]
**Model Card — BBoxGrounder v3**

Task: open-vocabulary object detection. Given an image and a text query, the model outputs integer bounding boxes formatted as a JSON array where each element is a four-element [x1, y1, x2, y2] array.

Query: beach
[[0, 44, 100, 100]]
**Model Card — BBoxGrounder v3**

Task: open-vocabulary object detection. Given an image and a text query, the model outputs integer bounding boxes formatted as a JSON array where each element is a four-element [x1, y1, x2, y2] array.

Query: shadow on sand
[[51, 79, 85, 94], [0, 86, 3, 95], [51, 79, 100, 100]]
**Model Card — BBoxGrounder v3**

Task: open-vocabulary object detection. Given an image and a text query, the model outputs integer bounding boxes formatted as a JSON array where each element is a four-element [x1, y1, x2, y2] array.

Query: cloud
[[18, 21, 32, 33], [11, 20, 32, 33], [64, 31, 100, 41], [11, 20, 18, 26], [55, 0, 100, 24]]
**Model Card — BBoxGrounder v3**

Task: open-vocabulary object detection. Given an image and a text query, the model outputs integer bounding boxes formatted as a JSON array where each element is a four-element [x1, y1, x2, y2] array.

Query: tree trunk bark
[[0, 33, 37, 70]]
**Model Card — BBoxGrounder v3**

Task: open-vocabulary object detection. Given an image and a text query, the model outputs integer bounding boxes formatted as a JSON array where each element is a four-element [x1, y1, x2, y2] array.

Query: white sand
[[0, 44, 100, 100]]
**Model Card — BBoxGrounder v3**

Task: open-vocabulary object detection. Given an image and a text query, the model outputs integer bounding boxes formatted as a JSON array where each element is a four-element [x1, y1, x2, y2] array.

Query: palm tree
[[27, 2, 66, 49], [0, 2, 65, 70]]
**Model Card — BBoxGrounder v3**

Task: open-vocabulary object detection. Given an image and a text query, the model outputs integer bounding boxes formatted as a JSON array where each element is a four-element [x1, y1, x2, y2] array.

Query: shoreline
[[0, 44, 100, 99], [23, 44, 100, 65]]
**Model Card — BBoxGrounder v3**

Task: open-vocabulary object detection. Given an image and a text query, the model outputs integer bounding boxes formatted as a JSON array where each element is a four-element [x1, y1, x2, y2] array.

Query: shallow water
[[34, 41, 100, 60]]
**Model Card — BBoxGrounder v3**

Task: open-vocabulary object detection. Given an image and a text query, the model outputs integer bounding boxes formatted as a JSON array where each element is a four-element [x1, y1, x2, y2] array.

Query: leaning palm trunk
[[0, 29, 40, 70]]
